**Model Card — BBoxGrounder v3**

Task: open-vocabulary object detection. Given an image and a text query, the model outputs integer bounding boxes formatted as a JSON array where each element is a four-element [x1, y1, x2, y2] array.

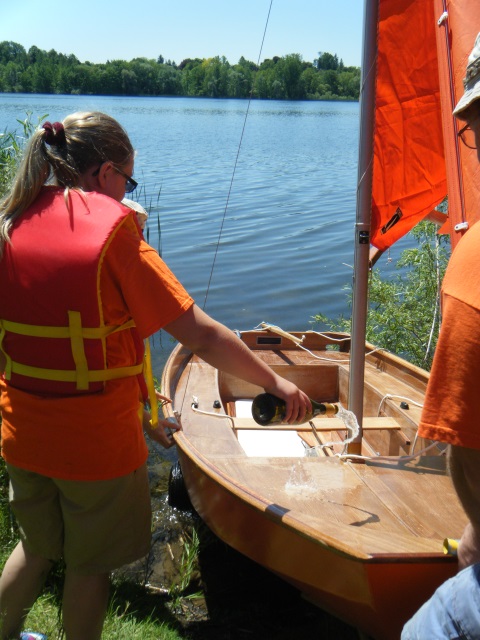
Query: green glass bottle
[[251, 392, 338, 426]]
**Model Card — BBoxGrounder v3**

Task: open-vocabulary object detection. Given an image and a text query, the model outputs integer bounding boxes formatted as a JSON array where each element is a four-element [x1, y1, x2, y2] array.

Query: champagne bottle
[[251, 392, 338, 426]]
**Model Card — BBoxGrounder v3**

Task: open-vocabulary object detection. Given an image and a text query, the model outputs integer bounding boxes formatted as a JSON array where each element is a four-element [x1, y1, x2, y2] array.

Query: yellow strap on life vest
[[9, 361, 144, 383], [69, 311, 89, 390], [0, 320, 11, 379], [144, 337, 159, 428], [0, 317, 136, 339], [0, 316, 140, 389]]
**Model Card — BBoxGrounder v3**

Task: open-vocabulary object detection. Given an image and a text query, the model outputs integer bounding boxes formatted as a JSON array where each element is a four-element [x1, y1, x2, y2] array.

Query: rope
[[250, 322, 386, 363], [190, 399, 235, 429], [377, 393, 423, 415], [189, 391, 445, 465], [335, 440, 445, 463], [202, 0, 274, 311]]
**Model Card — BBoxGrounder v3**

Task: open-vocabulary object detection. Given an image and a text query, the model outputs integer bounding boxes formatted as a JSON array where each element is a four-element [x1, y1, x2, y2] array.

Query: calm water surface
[[1, 94, 404, 372]]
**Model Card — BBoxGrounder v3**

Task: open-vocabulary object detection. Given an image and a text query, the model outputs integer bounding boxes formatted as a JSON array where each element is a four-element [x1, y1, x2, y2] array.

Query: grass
[[0, 451, 202, 639], [0, 532, 199, 640], [17, 581, 187, 640]]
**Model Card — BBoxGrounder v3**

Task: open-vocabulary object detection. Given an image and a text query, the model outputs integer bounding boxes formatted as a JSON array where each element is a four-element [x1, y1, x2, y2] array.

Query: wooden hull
[[162, 330, 467, 640]]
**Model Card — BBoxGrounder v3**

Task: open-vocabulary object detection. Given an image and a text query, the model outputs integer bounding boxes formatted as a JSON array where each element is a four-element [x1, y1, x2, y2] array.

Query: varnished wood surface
[[163, 331, 467, 558], [231, 416, 402, 431], [161, 330, 467, 640]]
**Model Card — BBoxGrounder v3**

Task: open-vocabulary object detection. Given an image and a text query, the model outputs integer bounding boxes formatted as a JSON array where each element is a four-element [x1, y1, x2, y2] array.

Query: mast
[[347, 0, 379, 454]]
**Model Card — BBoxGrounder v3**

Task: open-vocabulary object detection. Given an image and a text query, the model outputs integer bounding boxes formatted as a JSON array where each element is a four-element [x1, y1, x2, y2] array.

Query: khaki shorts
[[7, 462, 152, 575]]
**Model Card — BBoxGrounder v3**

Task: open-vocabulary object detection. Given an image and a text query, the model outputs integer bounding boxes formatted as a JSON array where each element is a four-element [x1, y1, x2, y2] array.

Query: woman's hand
[[142, 392, 182, 448], [264, 376, 311, 424]]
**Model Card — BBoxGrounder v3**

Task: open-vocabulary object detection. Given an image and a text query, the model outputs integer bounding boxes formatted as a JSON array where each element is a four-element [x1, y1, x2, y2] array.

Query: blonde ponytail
[[0, 129, 49, 257]]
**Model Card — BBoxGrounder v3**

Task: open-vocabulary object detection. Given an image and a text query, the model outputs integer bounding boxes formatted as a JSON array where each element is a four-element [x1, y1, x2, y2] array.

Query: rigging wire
[[175, 1, 275, 419], [201, 0, 274, 311]]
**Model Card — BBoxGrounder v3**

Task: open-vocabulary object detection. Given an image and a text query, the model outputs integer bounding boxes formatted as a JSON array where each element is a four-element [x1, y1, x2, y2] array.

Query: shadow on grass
[[184, 526, 361, 640], [108, 579, 182, 631], [110, 520, 362, 640]]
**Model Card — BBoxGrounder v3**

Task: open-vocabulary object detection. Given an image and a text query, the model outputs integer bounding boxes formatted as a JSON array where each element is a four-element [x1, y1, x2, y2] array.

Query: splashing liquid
[[285, 460, 317, 494]]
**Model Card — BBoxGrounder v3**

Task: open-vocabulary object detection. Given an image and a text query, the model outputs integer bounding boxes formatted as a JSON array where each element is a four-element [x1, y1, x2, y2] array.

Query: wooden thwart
[[231, 416, 401, 431]]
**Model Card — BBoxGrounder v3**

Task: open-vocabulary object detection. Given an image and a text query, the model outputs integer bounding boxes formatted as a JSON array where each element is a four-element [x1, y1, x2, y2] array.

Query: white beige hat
[[121, 198, 148, 229], [453, 32, 480, 117]]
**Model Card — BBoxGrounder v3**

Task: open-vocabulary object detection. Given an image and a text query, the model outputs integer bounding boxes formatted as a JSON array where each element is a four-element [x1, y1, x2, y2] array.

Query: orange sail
[[434, 0, 480, 249], [370, 0, 480, 251]]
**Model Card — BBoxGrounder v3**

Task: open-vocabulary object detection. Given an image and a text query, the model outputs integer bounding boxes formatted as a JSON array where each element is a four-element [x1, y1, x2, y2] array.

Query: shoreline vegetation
[[0, 41, 360, 101]]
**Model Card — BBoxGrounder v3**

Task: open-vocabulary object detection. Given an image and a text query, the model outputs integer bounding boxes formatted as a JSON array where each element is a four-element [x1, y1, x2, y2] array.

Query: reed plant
[[167, 527, 202, 612]]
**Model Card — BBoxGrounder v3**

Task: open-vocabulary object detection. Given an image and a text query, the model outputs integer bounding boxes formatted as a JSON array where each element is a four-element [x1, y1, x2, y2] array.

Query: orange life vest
[[0, 187, 146, 397]]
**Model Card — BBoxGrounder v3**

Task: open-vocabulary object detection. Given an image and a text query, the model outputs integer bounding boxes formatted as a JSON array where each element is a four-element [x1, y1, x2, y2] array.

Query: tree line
[[0, 41, 360, 101]]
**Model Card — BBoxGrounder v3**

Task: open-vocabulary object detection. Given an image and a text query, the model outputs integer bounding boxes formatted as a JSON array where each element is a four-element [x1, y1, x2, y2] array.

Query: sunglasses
[[113, 165, 138, 194], [457, 123, 477, 150], [92, 162, 138, 194]]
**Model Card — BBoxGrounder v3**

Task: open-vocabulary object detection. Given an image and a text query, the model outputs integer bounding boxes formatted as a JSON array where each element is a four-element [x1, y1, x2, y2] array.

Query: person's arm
[[448, 444, 480, 569], [164, 304, 311, 424]]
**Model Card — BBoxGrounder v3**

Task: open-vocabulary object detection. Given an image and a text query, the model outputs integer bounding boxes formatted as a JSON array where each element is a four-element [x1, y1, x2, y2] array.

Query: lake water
[[0, 94, 406, 372]]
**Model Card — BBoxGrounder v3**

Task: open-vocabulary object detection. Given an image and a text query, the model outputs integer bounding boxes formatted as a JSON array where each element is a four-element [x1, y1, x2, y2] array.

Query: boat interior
[[165, 331, 468, 558], [171, 330, 438, 460]]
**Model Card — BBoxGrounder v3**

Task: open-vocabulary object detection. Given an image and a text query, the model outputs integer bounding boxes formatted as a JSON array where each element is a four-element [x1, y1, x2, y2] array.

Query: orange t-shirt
[[418, 220, 480, 449], [0, 215, 193, 480]]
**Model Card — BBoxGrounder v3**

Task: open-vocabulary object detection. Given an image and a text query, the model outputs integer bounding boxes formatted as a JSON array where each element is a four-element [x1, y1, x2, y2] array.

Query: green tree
[[276, 54, 305, 99], [315, 52, 340, 70], [180, 58, 205, 96], [337, 69, 361, 99], [121, 68, 137, 95], [130, 59, 156, 95], [0, 41, 26, 65], [313, 222, 451, 370], [155, 64, 181, 95], [0, 40, 361, 102], [252, 69, 269, 98]]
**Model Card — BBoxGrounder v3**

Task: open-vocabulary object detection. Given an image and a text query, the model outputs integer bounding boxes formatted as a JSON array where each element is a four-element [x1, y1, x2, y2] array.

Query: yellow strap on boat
[[144, 338, 159, 428], [443, 538, 459, 556]]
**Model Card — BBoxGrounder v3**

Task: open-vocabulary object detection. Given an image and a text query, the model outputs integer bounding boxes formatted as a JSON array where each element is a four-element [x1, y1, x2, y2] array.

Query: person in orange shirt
[[402, 33, 480, 639], [0, 112, 311, 640]]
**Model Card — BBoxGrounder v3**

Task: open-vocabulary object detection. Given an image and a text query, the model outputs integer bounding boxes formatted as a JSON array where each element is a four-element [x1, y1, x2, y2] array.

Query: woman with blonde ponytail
[[0, 111, 309, 640]]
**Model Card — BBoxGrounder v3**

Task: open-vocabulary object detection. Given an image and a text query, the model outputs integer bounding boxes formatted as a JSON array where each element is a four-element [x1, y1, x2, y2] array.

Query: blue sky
[[1, 1, 363, 67]]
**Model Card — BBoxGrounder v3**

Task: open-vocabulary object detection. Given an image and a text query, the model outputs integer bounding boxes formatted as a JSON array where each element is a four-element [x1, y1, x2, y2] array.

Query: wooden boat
[[162, 328, 466, 639], [161, 1, 480, 638]]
